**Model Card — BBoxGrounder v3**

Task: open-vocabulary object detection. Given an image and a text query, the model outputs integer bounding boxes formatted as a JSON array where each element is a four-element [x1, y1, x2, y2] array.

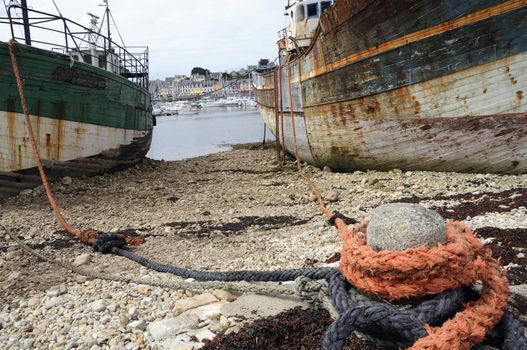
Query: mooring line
[[1, 224, 299, 297], [7, 40, 144, 248]]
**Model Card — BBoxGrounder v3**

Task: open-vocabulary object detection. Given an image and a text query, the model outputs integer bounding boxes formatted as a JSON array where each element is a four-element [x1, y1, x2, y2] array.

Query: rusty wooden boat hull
[[0, 42, 153, 198], [254, 0, 527, 174]]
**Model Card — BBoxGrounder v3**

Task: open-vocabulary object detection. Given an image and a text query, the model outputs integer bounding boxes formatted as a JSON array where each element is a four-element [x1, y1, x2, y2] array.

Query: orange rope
[[281, 59, 509, 349], [286, 64, 301, 169], [8, 40, 82, 239], [277, 66, 286, 163], [273, 67, 282, 163], [284, 62, 330, 215], [340, 221, 508, 350], [8, 40, 144, 247]]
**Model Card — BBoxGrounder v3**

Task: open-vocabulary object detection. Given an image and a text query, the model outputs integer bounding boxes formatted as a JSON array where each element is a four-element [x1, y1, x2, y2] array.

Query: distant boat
[[0, 1, 154, 197], [201, 99, 227, 108], [253, 0, 527, 174], [240, 97, 257, 108], [224, 97, 243, 107], [174, 101, 201, 115], [153, 105, 178, 117]]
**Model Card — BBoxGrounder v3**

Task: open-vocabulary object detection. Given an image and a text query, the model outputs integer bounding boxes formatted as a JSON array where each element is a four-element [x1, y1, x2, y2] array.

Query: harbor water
[[147, 107, 273, 161]]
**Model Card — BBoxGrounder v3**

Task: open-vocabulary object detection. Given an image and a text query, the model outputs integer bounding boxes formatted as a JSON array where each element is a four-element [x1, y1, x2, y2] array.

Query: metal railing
[[1, 4, 149, 89]]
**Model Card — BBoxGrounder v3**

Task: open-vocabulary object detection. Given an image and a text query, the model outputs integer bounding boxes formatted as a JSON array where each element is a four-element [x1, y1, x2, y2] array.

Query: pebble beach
[[1, 144, 526, 350]]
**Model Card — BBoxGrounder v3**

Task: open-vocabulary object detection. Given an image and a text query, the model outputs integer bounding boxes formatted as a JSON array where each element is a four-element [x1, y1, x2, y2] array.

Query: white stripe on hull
[[0, 112, 149, 172]]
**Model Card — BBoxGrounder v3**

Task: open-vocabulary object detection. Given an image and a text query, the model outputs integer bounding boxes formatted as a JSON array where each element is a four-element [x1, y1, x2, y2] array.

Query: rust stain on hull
[[6, 111, 17, 170], [55, 119, 63, 160], [0, 130, 153, 199], [45, 133, 52, 160]]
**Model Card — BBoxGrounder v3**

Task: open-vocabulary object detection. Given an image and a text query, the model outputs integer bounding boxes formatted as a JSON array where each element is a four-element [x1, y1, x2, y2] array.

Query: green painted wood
[[0, 41, 152, 131]]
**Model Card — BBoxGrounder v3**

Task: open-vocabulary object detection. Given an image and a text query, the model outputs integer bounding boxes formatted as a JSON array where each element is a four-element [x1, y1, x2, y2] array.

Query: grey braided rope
[[2, 225, 297, 297], [108, 243, 527, 350]]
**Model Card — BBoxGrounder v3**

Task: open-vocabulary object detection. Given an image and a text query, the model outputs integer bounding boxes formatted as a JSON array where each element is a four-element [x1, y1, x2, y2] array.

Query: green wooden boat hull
[[0, 41, 154, 197]]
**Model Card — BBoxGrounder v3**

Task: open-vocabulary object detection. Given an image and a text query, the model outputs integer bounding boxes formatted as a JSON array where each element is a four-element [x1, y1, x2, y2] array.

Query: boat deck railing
[[1, 4, 149, 89]]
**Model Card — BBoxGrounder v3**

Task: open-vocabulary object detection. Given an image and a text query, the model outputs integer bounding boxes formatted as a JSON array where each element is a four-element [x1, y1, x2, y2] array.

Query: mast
[[20, 0, 31, 45], [105, 0, 111, 51]]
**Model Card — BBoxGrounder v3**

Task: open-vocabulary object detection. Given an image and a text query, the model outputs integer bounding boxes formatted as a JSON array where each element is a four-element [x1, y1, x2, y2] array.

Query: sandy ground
[[0, 144, 526, 349]]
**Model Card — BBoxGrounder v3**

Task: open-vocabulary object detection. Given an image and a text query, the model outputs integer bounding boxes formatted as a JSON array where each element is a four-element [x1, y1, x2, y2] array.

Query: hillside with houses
[[150, 60, 274, 101]]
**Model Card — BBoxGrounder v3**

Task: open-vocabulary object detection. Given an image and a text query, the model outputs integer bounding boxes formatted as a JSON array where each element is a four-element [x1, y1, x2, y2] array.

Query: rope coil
[[338, 220, 509, 349]]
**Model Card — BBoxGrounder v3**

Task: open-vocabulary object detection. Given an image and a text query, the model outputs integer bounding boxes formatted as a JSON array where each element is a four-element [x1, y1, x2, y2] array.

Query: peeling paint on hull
[[254, 0, 527, 174], [0, 112, 150, 172], [0, 129, 152, 199]]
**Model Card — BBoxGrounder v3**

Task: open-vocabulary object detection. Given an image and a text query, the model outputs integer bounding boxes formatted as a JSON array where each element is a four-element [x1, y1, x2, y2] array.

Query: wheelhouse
[[281, 0, 334, 57]]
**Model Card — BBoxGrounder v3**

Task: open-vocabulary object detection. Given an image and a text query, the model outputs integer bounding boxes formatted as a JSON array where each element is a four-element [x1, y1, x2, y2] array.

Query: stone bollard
[[366, 203, 446, 251]]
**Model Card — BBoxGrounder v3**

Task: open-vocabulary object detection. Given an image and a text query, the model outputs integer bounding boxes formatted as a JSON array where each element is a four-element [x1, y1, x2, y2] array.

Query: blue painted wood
[[302, 6, 527, 107], [318, 0, 503, 66]]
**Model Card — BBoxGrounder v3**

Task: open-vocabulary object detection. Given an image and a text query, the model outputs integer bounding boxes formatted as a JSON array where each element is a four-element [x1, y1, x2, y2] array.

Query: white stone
[[44, 296, 67, 310], [128, 320, 146, 331], [47, 284, 67, 297], [194, 328, 216, 342], [27, 297, 40, 308], [164, 342, 202, 350], [221, 294, 308, 320], [326, 190, 339, 202], [107, 302, 118, 312], [219, 316, 230, 331], [187, 301, 227, 321], [172, 293, 218, 315], [224, 326, 241, 335], [212, 290, 238, 302], [509, 284, 527, 299], [90, 300, 107, 313], [161, 334, 191, 348], [146, 317, 191, 342], [174, 313, 199, 330], [61, 176, 73, 186], [72, 254, 91, 267], [23, 338, 35, 349]]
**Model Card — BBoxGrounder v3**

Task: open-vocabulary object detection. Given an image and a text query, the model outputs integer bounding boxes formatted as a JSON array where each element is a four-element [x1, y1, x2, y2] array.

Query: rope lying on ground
[[7, 40, 144, 248], [95, 234, 526, 350], [339, 220, 510, 349], [1, 224, 296, 297], [6, 224, 526, 349]]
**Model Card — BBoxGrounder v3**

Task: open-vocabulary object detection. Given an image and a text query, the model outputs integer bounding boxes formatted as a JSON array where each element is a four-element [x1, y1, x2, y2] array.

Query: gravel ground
[[0, 144, 526, 350]]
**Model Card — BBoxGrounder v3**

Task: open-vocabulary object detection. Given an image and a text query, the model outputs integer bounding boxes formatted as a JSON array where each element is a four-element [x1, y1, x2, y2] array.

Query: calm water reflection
[[147, 107, 273, 161]]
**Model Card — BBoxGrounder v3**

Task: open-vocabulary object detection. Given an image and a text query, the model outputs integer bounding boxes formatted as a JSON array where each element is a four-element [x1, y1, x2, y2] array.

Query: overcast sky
[[1, 0, 288, 79]]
